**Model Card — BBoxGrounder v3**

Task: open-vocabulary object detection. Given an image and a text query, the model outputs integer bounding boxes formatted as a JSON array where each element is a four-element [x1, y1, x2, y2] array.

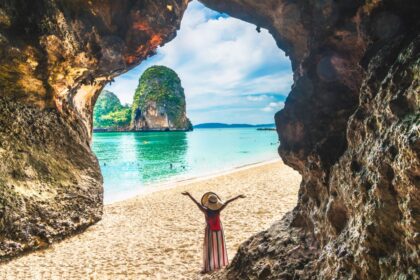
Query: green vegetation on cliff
[[93, 90, 131, 129], [93, 66, 192, 131], [131, 65, 192, 130]]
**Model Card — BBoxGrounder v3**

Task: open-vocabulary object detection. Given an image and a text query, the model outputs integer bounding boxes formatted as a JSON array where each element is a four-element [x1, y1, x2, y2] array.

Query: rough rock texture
[[200, 0, 420, 279], [203, 212, 320, 280], [0, 0, 419, 278], [0, 0, 189, 259], [0, 96, 102, 259], [131, 65, 192, 131]]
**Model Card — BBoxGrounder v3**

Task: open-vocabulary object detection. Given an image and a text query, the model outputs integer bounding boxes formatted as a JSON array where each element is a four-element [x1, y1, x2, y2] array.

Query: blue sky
[[105, 1, 292, 124]]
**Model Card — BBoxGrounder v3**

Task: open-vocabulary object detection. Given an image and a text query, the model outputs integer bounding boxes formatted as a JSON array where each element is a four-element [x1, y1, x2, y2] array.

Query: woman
[[181, 191, 245, 273]]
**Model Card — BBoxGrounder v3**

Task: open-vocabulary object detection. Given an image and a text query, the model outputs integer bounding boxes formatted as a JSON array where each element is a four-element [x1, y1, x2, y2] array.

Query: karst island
[[93, 66, 192, 132]]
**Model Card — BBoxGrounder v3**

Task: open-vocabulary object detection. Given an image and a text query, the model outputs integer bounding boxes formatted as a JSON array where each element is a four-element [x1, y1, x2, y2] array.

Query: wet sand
[[0, 160, 300, 280]]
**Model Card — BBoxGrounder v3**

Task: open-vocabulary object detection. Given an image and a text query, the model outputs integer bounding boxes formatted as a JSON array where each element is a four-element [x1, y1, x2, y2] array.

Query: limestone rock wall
[[316, 33, 419, 279], [0, 0, 189, 259], [200, 0, 420, 279], [132, 101, 192, 131], [0, 97, 102, 259]]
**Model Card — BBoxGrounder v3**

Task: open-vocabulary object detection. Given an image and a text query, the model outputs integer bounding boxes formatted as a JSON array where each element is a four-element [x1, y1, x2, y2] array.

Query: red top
[[205, 210, 222, 231]]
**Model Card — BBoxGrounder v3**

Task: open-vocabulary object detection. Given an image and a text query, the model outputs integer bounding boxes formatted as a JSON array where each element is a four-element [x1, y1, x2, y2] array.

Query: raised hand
[[182, 192, 206, 212]]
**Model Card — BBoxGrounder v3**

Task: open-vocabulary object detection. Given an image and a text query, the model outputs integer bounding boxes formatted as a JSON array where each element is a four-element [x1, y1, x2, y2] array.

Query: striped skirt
[[203, 226, 228, 272]]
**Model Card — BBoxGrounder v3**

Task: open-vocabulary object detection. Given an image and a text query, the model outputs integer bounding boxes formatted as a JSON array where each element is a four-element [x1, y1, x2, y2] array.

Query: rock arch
[[0, 0, 418, 278]]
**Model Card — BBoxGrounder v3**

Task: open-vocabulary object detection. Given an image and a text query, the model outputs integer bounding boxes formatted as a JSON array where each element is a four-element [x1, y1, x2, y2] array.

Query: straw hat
[[201, 192, 224, 211]]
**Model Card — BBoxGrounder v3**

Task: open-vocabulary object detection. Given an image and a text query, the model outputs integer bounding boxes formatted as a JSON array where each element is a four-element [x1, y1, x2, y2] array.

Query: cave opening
[[91, 1, 296, 204], [1, 0, 417, 278]]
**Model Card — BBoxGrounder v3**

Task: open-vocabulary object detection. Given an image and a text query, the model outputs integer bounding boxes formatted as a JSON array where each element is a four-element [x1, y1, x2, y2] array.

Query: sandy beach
[[0, 160, 301, 280]]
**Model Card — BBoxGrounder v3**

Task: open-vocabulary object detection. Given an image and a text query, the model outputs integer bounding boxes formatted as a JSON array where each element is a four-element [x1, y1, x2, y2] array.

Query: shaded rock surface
[[0, 97, 102, 259], [200, 0, 420, 279], [0, 0, 189, 260], [131, 65, 192, 131], [203, 212, 320, 280], [0, 0, 419, 279]]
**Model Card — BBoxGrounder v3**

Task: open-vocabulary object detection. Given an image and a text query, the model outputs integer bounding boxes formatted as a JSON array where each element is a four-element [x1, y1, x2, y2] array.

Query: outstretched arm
[[220, 194, 246, 211], [181, 191, 206, 212]]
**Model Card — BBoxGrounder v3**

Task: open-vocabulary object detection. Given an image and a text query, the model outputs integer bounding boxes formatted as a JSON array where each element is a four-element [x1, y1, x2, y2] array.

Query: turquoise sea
[[92, 128, 279, 203]]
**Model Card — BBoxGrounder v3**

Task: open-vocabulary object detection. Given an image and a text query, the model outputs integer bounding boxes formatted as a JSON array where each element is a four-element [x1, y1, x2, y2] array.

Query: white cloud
[[104, 1, 292, 124], [262, 102, 284, 112], [246, 95, 268, 101]]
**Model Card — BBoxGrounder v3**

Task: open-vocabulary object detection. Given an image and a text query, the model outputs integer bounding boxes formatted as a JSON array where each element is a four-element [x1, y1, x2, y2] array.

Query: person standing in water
[[181, 191, 245, 273]]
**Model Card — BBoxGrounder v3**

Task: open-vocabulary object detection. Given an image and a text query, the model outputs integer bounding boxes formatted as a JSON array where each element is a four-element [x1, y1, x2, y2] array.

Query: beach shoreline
[[106, 157, 281, 205], [0, 160, 301, 280]]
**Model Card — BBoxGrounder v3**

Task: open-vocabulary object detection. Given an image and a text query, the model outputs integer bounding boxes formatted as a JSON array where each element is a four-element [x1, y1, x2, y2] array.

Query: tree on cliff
[[93, 90, 131, 129], [131, 65, 192, 131]]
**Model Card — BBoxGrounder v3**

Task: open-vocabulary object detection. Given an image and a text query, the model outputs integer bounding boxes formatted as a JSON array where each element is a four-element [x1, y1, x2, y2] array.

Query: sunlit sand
[[0, 160, 300, 279]]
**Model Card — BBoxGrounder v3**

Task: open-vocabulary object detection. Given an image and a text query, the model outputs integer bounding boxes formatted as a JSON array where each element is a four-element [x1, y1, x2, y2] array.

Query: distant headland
[[193, 123, 275, 129]]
